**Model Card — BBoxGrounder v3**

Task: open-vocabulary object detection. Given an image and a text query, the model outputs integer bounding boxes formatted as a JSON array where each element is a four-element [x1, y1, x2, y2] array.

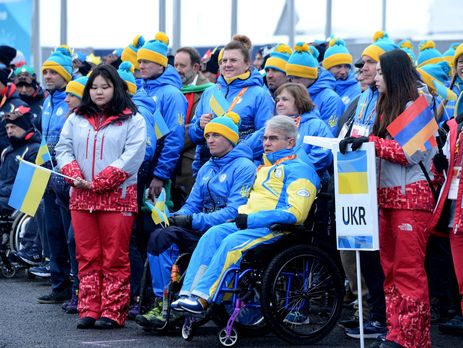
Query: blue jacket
[[139, 65, 188, 181], [41, 89, 69, 160], [176, 142, 256, 232], [189, 68, 274, 174], [445, 77, 463, 120], [352, 87, 379, 134], [335, 72, 361, 108], [239, 148, 320, 228], [133, 90, 157, 161], [245, 111, 333, 174], [308, 68, 345, 135]]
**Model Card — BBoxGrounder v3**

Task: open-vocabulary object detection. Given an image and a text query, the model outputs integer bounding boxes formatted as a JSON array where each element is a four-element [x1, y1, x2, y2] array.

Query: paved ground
[[0, 271, 461, 347]]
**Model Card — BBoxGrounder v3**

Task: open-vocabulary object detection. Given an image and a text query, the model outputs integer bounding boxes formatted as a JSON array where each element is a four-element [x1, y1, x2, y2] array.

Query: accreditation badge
[[449, 166, 461, 200]]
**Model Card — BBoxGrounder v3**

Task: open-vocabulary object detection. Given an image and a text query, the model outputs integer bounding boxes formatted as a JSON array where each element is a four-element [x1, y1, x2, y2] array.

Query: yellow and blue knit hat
[[362, 31, 398, 62], [204, 111, 240, 145], [65, 76, 88, 99], [398, 39, 416, 63], [117, 61, 137, 96], [121, 35, 145, 70], [417, 40, 443, 67], [443, 43, 460, 67], [137, 32, 169, 67], [322, 38, 353, 70], [453, 43, 463, 72], [417, 62, 456, 101], [264, 44, 292, 73], [286, 42, 318, 79], [42, 45, 73, 82]]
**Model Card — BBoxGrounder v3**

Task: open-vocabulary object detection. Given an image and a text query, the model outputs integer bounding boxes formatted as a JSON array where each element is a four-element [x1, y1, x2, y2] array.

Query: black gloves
[[169, 215, 192, 229], [433, 152, 448, 173], [339, 136, 369, 154], [235, 214, 248, 230]]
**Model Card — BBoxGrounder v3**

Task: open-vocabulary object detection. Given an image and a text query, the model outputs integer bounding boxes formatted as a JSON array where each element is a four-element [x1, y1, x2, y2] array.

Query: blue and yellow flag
[[145, 188, 170, 225], [337, 151, 368, 194], [35, 138, 51, 165], [209, 86, 230, 116], [8, 159, 51, 216], [154, 110, 170, 140]]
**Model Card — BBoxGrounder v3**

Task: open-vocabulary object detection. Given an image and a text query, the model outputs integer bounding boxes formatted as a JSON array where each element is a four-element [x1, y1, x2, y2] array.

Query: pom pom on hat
[[137, 32, 170, 67], [362, 31, 398, 62], [417, 40, 443, 67], [286, 42, 318, 79], [322, 38, 353, 70], [398, 39, 416, 62], [121, 35, 145, 70], [117, 61, 137, 96], [264, 43, 293, 73], [204, 111, 240, 145], [65, 76, 88, 99], [42, 46, 73, 82]]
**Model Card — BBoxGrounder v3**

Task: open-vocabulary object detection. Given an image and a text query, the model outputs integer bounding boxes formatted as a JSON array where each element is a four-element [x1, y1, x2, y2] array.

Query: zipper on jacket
[[100, 135, 105, 160], [92, 131, 98, 179], [85, 129, 90, 159]]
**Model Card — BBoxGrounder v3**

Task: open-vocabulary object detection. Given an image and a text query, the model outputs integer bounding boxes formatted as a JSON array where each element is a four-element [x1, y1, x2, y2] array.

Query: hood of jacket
[[142, 65, 183, 91], [309, 68, 337, 96]]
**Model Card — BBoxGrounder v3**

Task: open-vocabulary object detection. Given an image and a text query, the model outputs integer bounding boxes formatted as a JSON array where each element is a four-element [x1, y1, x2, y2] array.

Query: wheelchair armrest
[[270, 224, 306, 233]]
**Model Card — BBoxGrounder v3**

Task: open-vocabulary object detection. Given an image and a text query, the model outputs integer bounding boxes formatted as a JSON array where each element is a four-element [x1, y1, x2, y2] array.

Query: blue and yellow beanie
[[362, 31, 398, 62], [42, 45, 73, 82], [121, 35, 145, 70], [117, 61, 137, 96], [137, 32, 169, 67], [204, 111, 240, 145], [453, 43, 463, 72], [398, 40, 416, 62], [443, 43, 459, 67], [322, 38, 353, 70], [286, 42, 318, 79], [264, 44, 292, 73], [417, 62, 456, 101], [417, 40, 443, 67], [65, 76, 88, 99]]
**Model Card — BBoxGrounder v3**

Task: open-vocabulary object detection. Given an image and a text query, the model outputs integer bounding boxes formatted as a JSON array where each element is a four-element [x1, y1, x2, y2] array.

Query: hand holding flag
[[145, 188, 170, 226]]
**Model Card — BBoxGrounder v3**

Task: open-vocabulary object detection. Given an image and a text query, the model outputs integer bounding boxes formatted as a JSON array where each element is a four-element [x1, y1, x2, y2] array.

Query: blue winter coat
[[335, 72, 361, 108], [308, 68, 345, 135], [352, 87, 379, 134], [139, 65, 188, 181], [445, 77, 463, 120], [176, 142, 256, 232], [132, 90, 157, 161], [189, 68, 274, 174], [245, 110, 333, 174]]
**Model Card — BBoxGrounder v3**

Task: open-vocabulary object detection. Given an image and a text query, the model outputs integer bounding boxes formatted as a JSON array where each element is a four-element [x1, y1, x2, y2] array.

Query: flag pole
[[16, 156, 75, 181]]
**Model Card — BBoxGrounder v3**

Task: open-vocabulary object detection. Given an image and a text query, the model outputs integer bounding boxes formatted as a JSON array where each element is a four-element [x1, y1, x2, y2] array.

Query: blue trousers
[[179, 223, 284, 301]]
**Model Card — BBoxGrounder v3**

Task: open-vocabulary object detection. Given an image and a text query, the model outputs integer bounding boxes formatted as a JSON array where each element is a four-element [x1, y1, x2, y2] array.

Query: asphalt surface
[[0, 271, 461, 348]]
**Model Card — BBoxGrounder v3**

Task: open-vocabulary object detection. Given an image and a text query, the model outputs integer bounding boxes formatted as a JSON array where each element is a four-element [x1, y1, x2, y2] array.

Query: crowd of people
[[0, 29, 463, 348]]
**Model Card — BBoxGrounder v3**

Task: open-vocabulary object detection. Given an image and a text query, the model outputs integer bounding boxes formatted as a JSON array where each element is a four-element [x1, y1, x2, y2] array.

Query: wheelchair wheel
[[212, 269, 269, 337], [217, 327, 238, 347], [9, 212, 30, 252], [261, 244, 344, 345], [1, 263, 16, 278], [181, 316, 195, 341]]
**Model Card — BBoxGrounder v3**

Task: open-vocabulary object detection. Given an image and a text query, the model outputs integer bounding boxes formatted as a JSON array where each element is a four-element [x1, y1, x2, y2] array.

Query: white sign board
[[333, 142, 379, 251]]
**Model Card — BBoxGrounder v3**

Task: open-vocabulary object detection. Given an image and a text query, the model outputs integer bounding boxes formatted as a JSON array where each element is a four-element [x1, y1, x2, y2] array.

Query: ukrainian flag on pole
[[9, 158, 51, 216], [154, 110, 170, 140], [337, 151, 368, 195], [209, 86, 230, 116], [145, 188, 170, 226], [35, 138, 51, 166]]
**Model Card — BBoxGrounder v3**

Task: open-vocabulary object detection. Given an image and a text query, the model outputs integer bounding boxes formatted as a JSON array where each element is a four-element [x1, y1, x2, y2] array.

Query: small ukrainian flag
[[145, 188, 170, 225], [337, 151, 368, 194], [35, 138, 51, 166], [209, 86, 230, 117], [154, 110, 170, 140]]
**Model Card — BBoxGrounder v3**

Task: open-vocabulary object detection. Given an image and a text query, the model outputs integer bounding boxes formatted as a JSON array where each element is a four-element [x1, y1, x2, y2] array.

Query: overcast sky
[[39, 0, 437, 49]]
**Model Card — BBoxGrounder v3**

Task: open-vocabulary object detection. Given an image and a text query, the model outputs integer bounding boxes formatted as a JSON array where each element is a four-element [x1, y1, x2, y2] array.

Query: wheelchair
[[153, 194, 344, 346], [0, 210, 31, 278]]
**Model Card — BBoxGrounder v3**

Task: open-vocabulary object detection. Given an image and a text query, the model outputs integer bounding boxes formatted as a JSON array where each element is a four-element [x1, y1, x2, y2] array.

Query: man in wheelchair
[[135, 112, 256, 329], [172, 115, 320, 315]]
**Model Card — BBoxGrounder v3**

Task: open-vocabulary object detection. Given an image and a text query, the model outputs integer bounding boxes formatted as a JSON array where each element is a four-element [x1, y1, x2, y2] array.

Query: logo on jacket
[[240, 185, 251, 198], [296, 189, 310, 197], [274, 168, 283, 178], [328, 114, 338, 128], [398, 223, 413, 232], [56, 107, 64, 116], [219, 174, 227, 182], [177, 113, 185, 126]]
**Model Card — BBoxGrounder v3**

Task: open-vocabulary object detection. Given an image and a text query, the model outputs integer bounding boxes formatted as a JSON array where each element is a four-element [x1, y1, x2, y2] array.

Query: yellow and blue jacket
[[239, 148, 320, 228]]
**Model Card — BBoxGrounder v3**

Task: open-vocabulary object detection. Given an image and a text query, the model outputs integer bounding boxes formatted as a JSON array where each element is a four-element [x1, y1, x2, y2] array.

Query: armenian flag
[[35, 138, 51, 165], [337, 150, 368, 194], [386, 95, 438, 156], [8, 158, 51, 216], [209, 86, 230, 116], [154, 110, 170, 140]]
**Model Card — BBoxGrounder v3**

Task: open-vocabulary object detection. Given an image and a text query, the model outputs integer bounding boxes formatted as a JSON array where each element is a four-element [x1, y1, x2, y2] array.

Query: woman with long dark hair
[[342, 49, 434, 348], [55, 64, 146, 329]]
